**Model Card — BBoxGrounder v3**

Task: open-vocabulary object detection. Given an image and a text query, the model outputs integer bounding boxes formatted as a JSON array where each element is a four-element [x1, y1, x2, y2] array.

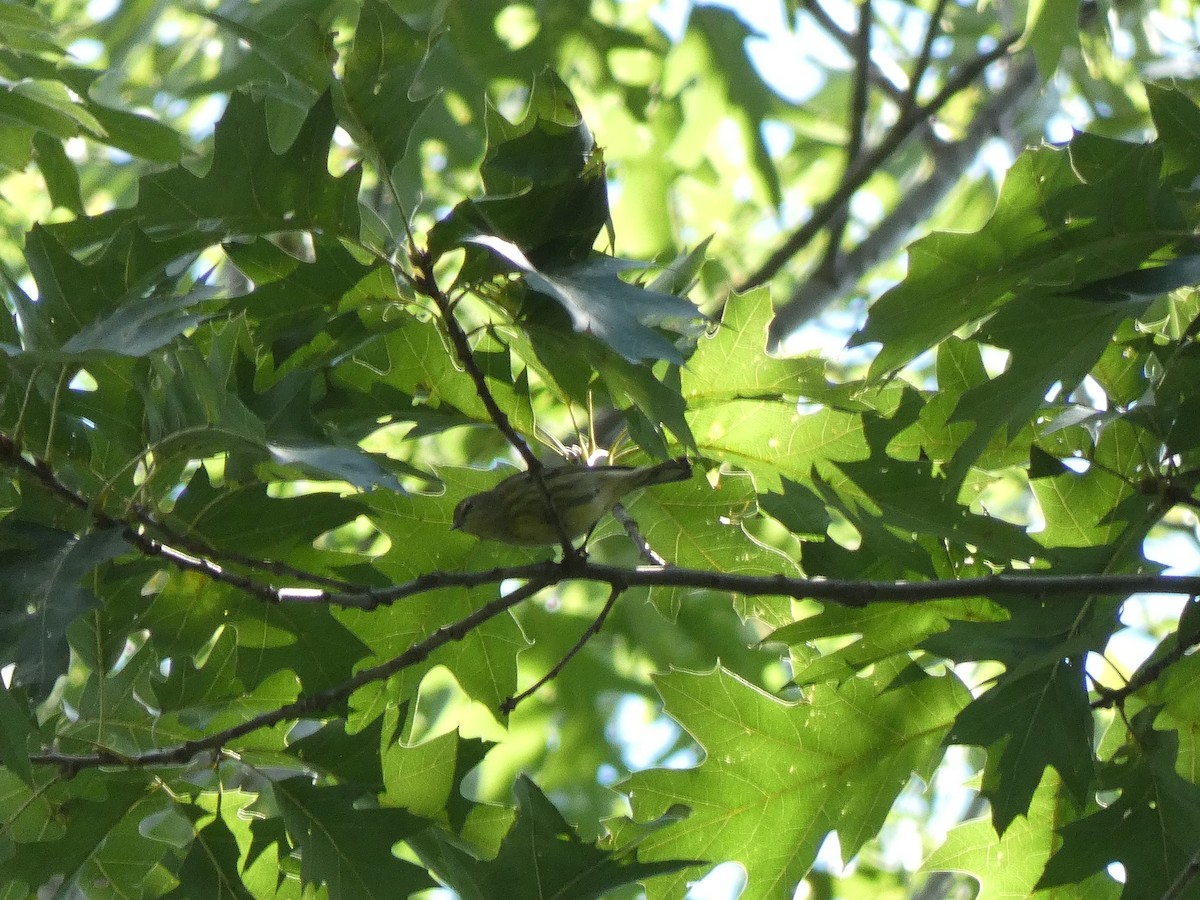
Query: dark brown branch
[[31, 578, 551, 773], [501, 583, 624, 713], [738, 31, 1022, 295], [8, 428, 1200, 615], [410, 248, 579, 557], [1, 432, 359, 595], [0, 432, 309, 604], [798, 0, 906, 102], [610, 502, 670, 566], [900, 0, 951, 116], [818, 0, 873, 277], [769, 58, 1037, 335], [341, 560, 1200, 611], [1165, 847, 1200, 900], [1091, 596, 1200, 710], [131, 503, 358, 592]]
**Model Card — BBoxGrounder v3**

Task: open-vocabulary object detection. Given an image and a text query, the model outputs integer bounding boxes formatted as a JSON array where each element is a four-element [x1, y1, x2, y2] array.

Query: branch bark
[[736, 33, 1025, 327], [768, 57, 1039, 339]]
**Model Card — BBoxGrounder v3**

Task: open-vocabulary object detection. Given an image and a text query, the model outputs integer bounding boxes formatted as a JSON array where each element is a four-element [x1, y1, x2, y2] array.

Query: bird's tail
[[641, 457, 693, 486]]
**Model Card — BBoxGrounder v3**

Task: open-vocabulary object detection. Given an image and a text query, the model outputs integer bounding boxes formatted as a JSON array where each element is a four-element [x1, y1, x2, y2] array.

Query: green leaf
[[1068, 252, 1200, 301], [421, 775, 700, 900], [1038, 710, 1200, 897], [682, 288, 832, 403], [428, 70, 610, 271], [756, 477, 830, 537], [945, 292, 1140, 481], [339, 0, 435, 172], [58, 287, 217, 358], [266, 440, 404, 491], [949, 659, 1095, 832], [687, 399, 868, 491], [381, 729, 491, 832], [0, 2, 61, 55], [470, 237, 703, 364], [47, 91, 361, 254], [1028, 417, 1152, 552], [854, 138, 1181, 376], [233, 603, 372, 696], [32, 131, 83, 213], [204, 8, 333, 103], [339, 580, 526, 716], [1146, 82, 1200, 181], [0, 683, 34, 784], [290, 717, 388, 793], [1018, 0, 1078, 75], [833, 455, 1045, 563], [0, 771, 149, 888], [85, 101, 185, 163], [772, 597, 1007, 685], [593, 351, 694, 452], [0, 524, 128, 700], [336, 314, 537, 438], [0, 78, 104, 139], [623, 660, 969, 899], [163, 810, 256, 900], [273, 777, 434, 900], [170, 473, 366, 558], [923, 770, 1119, 899], [17, 224, 191, 352], [153, 625, 241, 722]]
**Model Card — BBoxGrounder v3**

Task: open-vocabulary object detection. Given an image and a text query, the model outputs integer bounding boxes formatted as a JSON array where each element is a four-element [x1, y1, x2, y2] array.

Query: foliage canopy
[[2, 1, 1200, 898]]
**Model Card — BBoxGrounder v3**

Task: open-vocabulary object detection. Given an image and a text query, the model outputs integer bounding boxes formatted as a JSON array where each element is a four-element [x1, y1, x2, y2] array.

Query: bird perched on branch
[[452, 457, 692, 546]]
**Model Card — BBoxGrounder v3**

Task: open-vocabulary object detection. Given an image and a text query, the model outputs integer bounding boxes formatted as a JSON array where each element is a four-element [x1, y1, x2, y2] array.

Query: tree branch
[[797, 0, 906, 102], [339, 560, 1200, 611], [610, 501, 670, 566], [29, 563, 1200, 773], [817, 0, 873, 277], [738, 31, 1023, 297], [501, 583, 623, 712], [768, 57, 1038, 336], [9, 430, 1200, 619], [900, 0, 951, 117], [1164, 848, 1200, 900], [1091, 596, 1200, 711], [410, 248, 579, 557], [31, 577, 552, 773], [0, 431, 289, 603]]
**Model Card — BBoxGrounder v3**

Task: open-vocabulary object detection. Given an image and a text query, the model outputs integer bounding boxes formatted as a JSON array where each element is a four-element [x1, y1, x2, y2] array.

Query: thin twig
[[409, 248, 579, 558], [611, 502, 670, 566], [0, 432, 290, 604], [738, 31, 1021, 293], [769, 58, 1037, 334], [1091, 596, 1200, 710], [1, 433, 359, 593], [818, 0, 873, 276], [1164, 847, 1200, 900], [798, 0, 906, 101], [502, 584, 624, 713], [342, 560, 1200, 612], [130, 503, 359, 592], [900, 0, 951, 116]]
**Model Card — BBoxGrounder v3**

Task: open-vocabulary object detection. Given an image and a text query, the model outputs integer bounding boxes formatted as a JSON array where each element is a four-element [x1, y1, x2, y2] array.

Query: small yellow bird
[[452, 457, 692, 546]]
